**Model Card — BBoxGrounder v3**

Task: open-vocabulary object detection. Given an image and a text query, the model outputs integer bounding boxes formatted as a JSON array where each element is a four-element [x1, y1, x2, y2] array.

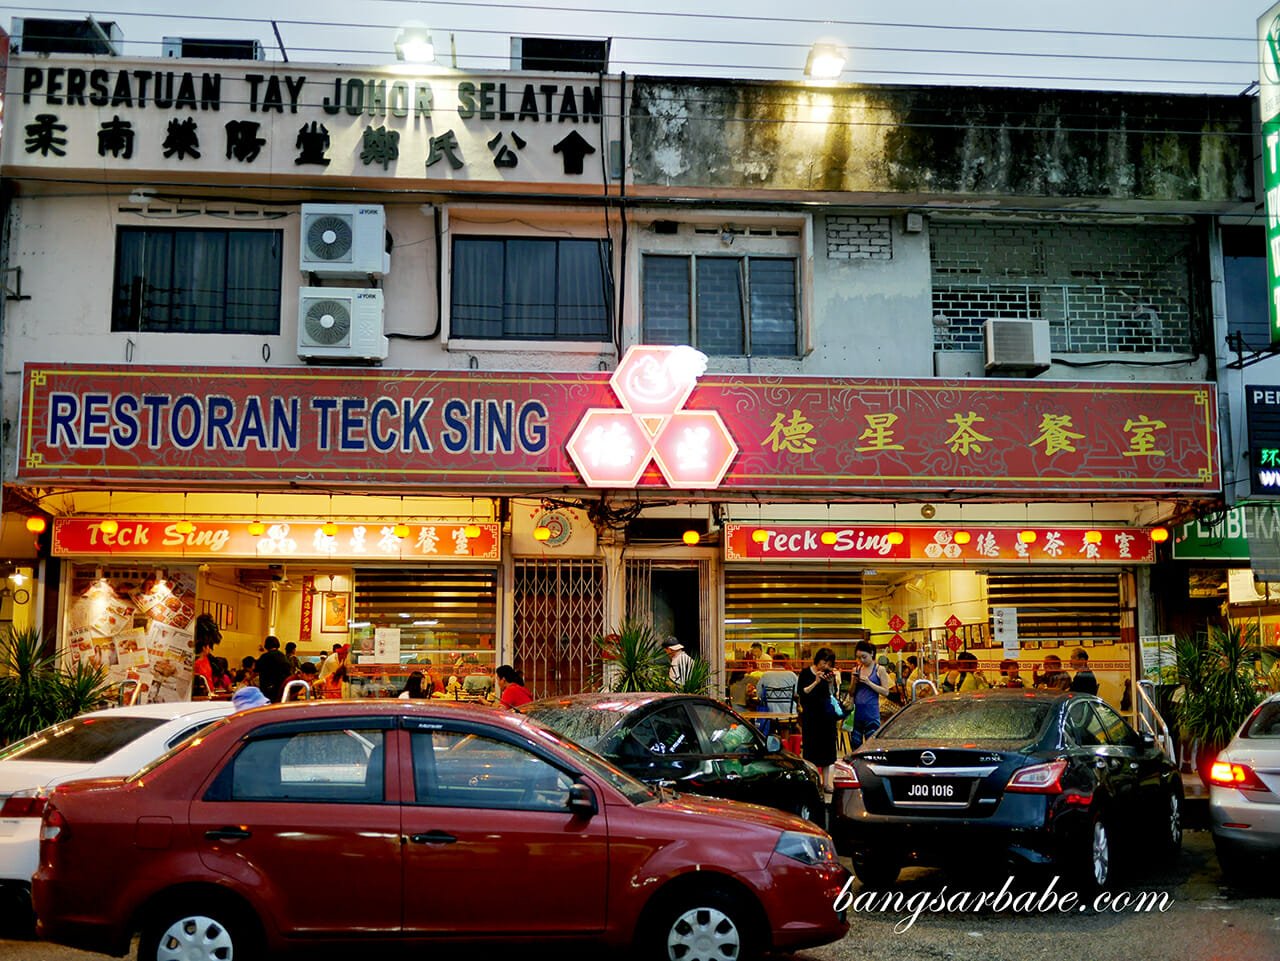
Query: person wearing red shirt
[[496, 665, 533, 707]]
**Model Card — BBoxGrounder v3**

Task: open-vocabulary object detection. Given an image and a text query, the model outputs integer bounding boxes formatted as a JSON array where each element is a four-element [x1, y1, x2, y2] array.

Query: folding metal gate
[[512, 559, 606, 698]]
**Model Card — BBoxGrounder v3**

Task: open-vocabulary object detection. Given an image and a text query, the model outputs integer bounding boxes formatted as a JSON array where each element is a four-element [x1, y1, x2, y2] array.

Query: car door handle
[[204, 827, 252, 840], [409, 831, 457, 845]]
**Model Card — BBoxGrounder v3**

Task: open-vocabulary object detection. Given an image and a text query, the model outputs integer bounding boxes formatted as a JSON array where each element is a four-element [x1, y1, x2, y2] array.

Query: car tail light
[[1208, 761, 1271, 793], [1006, 759, 1068, 793], [832, 762, 859, 789], [0, 788, 49, 818], [40, 804, 66, 842]]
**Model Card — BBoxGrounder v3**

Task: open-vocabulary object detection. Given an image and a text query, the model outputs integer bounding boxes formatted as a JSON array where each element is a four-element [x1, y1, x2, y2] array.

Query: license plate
[[894, 777, 966, 803]]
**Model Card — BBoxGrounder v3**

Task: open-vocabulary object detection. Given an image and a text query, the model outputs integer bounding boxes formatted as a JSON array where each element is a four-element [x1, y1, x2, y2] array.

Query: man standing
[[1069, 648, 1099, 695], [256, 635, 293, 703], [662, 636, 695, 687]]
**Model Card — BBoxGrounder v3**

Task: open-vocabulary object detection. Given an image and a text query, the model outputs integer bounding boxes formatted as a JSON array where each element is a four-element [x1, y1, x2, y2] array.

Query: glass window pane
[[686, 702, 761, 754], [173, 231, 225, 332], [557, 240, 610, 340], [622, 705, 701, 756], [643, 255, 691, 345], [141, 231, 175, 330], [112, 231, 146, 331], [0, 716, 165, 762], [505, 239, 557, 337], [230, 729, 386, 802], [227, 232, 282, 334], [451, 239, 504, 338], [414, 729, 573, 810], [696, 258, 744, 355], [748, 257, 797, 356]]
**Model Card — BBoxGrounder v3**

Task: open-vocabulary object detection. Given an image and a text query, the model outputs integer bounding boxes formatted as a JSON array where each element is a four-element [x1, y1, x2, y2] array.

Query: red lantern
[[889, 634, 906, 652]]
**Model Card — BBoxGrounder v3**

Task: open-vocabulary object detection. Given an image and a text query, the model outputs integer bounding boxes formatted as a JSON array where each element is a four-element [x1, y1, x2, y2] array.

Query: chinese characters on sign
[[723, 524, 1157, 564], [16, 67, 605, 178], [19, 363, 1217, 494], [51, 519, 501, 561]]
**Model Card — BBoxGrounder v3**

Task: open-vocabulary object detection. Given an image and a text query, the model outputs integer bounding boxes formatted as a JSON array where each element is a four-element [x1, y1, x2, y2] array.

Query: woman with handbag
[[797, 647, 842, 806]]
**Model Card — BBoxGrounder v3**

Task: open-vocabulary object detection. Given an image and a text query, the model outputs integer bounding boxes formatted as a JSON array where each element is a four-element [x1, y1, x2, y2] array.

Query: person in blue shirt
[[847, 639, 889, 750]]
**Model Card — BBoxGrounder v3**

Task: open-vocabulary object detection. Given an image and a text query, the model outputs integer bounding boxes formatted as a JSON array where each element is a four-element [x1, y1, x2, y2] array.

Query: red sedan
[[33, 700, 848, 961]]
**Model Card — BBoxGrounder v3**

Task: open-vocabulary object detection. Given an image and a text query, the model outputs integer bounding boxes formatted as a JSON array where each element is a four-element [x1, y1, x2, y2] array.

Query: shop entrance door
[[625, 560, 711, 660]]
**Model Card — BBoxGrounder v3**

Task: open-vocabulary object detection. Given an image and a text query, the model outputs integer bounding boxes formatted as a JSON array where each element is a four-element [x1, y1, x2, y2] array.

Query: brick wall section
[[930, 222, 1198, 353], [826, 216, 892, 260]]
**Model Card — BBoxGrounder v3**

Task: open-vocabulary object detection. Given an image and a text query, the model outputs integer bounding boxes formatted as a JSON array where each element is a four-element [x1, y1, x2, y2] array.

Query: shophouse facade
[[0, 30, 1254, 712]]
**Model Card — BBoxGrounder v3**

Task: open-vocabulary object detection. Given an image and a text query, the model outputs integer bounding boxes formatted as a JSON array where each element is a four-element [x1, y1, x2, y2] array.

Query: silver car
[[1209, 692, 1280, 881]]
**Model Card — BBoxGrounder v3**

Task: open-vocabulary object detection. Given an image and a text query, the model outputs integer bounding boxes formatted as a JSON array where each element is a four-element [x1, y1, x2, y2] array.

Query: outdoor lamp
[[533, 525, 552, 541], [248, 521, 266, 536], [1151, 527, 1170, 543], [804, 42, 847, 79], [100, 519, 119, 535], [393, 523, 411, 539], [1019, 530, 1037, 544], [820, 531, 837, 545], [395, 27, 435, 63], [25, 516, 46, 534], [464, 523, 482, 538], [682, 529, 701, 545]]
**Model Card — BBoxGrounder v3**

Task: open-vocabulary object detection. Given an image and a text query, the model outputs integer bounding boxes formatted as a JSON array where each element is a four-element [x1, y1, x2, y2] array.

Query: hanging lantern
[[99, 518, 119, 535], [533, 525, 552, 541], [247, 521, 266, 536], [25, 516, 46, 534], [682, 530, 700, 545]]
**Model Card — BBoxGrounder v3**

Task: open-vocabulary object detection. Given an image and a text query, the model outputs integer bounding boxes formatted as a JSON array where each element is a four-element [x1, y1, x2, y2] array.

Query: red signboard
[[52, 519, 500, 561], [18, 364, 1219, 496], [724, 523, 1156, 563]]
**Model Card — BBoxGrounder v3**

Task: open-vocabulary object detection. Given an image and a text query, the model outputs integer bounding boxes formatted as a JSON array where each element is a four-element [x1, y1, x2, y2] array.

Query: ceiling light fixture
[[804, 41, 847, 79]]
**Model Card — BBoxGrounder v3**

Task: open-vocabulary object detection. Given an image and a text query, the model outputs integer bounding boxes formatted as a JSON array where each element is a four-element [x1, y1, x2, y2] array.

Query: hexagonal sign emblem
[[611, 345, 707, 416], [651, 410, 739, 489], [565, 409, 653, 488]]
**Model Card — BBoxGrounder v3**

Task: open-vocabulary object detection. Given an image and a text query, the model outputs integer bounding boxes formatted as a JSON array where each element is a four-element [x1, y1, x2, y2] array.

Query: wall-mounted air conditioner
[[297, 287, 388, 363], [983, 318, 1051, 376], [299, 204, 390, 278]]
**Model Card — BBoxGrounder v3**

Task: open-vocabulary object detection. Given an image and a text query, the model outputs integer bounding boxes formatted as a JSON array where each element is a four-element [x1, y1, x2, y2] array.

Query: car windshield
[[876, 697, 1054, 742], [0, 716, 166, 763], [520, 699, 642, 752], [519, 715, 655, 805], [1242, 700, 1280, 738]]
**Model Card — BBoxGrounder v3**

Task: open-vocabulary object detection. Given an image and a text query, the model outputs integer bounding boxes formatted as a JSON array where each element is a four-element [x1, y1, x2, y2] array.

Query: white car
[[0, 700, 236, 929], [1209, 691, 1280, 882]]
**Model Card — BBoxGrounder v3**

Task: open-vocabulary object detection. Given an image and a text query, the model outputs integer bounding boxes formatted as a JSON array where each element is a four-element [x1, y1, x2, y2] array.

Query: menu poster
[[1139, 634, 1178, 684], [65, 565, 199, 703], [373, 628, 402, 665]]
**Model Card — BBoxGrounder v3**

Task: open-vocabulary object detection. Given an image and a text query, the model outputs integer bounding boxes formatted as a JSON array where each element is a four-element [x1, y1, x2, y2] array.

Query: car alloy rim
[[667, 905, 740, 961], [1092, 821, 1110, 886], [155, 915, 234, 961]]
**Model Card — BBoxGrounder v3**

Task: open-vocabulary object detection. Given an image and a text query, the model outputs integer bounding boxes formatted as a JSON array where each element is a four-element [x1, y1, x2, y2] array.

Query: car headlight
[[774, 830, 837, 865]]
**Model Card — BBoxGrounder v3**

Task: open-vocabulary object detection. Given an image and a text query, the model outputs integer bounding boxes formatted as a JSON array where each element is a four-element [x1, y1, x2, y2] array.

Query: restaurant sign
[[19, 362, 1219, 495], [724, 523, 1156, 564], [52, 518, 500, 561]]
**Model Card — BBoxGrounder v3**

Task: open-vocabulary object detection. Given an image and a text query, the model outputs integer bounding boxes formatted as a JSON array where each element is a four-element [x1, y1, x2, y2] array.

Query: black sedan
[[521, 692, 825, 821], [830, 689, 1182, 890]]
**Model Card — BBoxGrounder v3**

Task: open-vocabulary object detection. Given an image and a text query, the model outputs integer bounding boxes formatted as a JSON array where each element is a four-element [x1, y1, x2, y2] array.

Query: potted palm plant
[[0, 627, 112, 746], [1173, 623, 1265, 787], [594, 620, 712, 695]]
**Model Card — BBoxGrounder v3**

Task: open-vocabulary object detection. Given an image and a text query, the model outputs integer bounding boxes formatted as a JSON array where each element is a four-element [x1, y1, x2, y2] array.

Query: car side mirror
[[1141, 732, 1156, 748], [765, 735, 782, 753], [568, 782, 597, 818]]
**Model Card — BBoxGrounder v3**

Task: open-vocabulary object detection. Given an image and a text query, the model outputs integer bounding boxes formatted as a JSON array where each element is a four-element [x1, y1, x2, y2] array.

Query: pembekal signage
[[723, 524, 1156, 564], [51, 519, 500, 561], [18, 356, 1219, 495]]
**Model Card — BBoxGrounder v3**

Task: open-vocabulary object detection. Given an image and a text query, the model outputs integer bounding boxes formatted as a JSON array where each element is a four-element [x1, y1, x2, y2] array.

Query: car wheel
[[1076, 812, 1113, 892], [793, 792, 822, 824], [140, 902, 256, 961], [1161, 787, 1183, 857], [649, 889, 756, 961], [850, 854, 900, 889]]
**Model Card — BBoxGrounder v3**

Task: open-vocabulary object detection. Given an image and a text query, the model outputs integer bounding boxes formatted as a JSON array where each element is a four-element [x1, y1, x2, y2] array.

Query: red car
[[34, 700, 847, 961]]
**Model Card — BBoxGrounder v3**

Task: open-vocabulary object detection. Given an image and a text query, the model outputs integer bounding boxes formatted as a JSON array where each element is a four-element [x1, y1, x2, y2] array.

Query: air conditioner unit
[[297, 288, 388, 363], [983, 318, 1051, 376], [299, 204, 390, 278]]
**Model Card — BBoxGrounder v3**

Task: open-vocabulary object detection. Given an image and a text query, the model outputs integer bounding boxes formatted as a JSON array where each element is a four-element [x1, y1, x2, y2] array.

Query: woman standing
[[797, 647, 841, 805]]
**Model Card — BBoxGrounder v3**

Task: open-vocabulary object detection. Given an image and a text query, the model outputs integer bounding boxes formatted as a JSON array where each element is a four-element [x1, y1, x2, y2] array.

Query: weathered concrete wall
[[629, 79, 1253, 207]]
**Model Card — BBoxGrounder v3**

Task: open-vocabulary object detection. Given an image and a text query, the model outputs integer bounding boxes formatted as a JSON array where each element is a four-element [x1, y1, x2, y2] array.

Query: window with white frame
[[450, 236, 613, 342], [640, 223, 803, 357]]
